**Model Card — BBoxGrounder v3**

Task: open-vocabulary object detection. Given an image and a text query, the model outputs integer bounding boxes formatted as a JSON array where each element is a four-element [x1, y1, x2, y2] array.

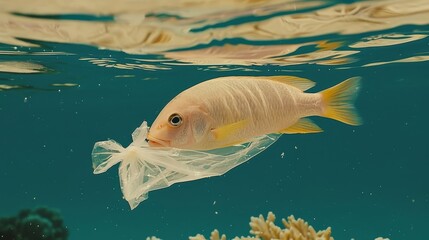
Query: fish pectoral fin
[[211, 119, 249, 140], [280, 118, 323, 134], [266, 76, 315, 91]]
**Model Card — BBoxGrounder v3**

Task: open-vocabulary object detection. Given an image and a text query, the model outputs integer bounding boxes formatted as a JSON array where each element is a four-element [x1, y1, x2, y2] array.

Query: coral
[[247, 212, 332, 240], [189, 212, 333, 240], [146, 237, 161, 240], [189, 230, 226, 240], [0, 207, 68, 240]]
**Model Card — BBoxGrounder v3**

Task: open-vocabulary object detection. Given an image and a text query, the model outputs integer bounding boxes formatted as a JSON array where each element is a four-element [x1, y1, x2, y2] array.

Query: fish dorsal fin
[[265, 76, 315, 91], [211, 119, 249, 140], [280, 118, 323, 134]]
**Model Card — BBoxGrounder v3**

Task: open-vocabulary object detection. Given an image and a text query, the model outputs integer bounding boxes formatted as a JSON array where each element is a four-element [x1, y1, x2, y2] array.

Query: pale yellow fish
[[147, 76, 361, 150]]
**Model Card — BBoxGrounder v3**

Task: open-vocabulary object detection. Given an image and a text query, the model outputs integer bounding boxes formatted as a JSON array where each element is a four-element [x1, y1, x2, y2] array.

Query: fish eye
[[168, 113, 182, 127]]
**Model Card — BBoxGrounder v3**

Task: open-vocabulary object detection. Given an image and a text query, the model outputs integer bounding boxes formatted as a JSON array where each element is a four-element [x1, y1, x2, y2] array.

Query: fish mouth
[[147, 133, 170, 148]]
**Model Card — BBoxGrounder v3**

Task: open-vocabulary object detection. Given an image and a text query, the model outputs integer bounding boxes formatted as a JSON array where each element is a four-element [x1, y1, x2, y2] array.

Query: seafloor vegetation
[[0, 207, 68, 240]]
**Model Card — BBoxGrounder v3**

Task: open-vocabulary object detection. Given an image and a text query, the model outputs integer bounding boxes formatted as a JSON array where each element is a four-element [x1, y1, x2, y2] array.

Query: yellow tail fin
[[320, 77, 362, 126]]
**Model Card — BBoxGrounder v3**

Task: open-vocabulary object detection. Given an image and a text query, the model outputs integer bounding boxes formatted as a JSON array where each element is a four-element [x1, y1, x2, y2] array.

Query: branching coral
[[190, 229, 226, 240], [189, 212, 333, 240], [0, 207, 68, 240], [247, 212, 332, 240]]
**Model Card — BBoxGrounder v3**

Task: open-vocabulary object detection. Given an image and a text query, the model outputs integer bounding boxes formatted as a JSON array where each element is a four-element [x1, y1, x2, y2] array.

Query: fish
[[147, 75, 362, 150]]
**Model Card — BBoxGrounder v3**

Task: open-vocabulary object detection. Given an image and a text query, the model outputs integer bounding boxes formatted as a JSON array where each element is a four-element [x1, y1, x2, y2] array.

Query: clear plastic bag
[[92, 121, 280, 209]]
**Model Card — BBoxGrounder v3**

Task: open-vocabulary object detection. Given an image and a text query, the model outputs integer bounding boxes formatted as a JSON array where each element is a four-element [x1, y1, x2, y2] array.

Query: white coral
[[189, 212, 333, 240]]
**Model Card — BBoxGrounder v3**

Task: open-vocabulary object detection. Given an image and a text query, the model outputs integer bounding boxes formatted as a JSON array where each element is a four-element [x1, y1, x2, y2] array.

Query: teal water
[[1, 0, 428, 239]]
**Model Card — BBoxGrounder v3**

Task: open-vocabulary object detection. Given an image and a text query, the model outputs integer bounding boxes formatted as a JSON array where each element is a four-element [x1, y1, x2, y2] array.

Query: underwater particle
[[281, 152, 285, 158]]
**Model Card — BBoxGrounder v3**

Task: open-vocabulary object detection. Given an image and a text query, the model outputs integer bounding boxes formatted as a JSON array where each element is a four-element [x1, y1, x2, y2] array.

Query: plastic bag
[[92, 121, 280, 209]]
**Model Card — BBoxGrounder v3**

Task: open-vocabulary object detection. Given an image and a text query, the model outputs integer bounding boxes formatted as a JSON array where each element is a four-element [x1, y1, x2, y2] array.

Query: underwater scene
[[1, 0, 428, 239]]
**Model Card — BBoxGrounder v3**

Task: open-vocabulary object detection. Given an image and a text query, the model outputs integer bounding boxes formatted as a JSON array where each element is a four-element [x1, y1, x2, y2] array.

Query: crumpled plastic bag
[[92, 121, 280, 209]]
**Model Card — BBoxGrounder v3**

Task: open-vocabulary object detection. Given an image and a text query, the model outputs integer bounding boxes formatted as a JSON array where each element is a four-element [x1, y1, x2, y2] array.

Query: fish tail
[[320, 77, 362, 126]]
